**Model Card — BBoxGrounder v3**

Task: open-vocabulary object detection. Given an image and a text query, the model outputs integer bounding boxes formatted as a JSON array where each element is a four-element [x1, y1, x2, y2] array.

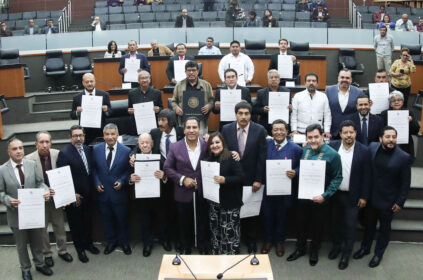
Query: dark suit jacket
[[369, 142, 411, 209], [70, 89, 112, 128], [311, 9, 329, 22], [329, 140, 371, 206], [348, 112, 384, 145], [128, 87, 163, 109], [166, 55, 196, 83], [163, 138, 208, 203], [325, 84, 363, 136], [222, 121, 267, 185], [24, 25, 40, 35], [150, 126, 185, 165], [91, 22, 106, 31], [118, 53, 150, 82], [43, 26, 59, 34], [57, 144, 93, 200], [268, 52, 300, 77], [174, 15, 194, 28]]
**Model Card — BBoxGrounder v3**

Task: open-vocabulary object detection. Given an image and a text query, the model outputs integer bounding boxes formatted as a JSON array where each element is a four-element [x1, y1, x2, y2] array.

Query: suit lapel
[[110, 143, 120, 171], [22, 160, 32, 187], [243, 122, 254, 155], [6, 161, 20, 187], [231, 123, 240, 153]]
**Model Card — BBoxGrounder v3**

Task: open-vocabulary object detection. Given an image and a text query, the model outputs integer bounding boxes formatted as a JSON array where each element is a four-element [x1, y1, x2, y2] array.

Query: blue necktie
[[362, 117, 368, 145], [165, 134, 171, 156]]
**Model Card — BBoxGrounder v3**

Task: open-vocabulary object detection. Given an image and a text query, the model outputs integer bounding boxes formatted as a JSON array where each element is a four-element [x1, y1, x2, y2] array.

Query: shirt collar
[[341, 142, 355, 152], [274, 138, 288, 149], [338, 85, 350, 94], [359, 113, 369, 120], [105, 142, 118, 152], [84, 88, 96, 95], [184, 137, 200, 150], [10, 159, 23, 168], [237, 122, 250, 134]]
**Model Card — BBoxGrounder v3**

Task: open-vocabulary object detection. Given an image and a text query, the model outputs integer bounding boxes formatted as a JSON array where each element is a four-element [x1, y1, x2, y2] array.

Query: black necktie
[[362, 117, 368, 145], [106, 146, 114, 169], [17, 164, 25, 188]]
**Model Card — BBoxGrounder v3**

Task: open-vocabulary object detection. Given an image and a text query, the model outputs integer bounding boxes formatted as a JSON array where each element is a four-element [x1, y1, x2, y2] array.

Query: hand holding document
[[133, 101, 157, 135], [240, 186, 264, 218], [220, 89, 241, 122], [369, 83, 389, 114], [200, 161, 220, 203], [266, 160, 292, 195], [18, 189, 45, 230], [80, 95, 103, 128], [298, 160, 326, 200], [278, 55, 293, 79], [388, 110, 409, 144], [268, 91, 290, 124], [174, 60, 189, 82], [124, 58, 140, 83], [134, 154, 161, 198], [46, 166, 76, 208]]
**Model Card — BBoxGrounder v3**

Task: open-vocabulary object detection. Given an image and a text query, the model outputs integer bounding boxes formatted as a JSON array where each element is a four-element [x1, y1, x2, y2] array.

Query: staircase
[[330, 17, 353, 28]]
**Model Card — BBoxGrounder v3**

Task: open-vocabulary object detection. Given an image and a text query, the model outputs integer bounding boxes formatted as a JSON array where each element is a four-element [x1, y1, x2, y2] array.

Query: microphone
[[216, 254, 251, 279], [250, 253, 260, 265], [172, 254, 181, 265], [178, 254, 198, 280]]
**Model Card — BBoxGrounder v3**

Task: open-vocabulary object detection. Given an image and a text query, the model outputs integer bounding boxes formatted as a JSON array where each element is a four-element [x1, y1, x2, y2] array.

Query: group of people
[[373, 6, 423, 32], [0, 19, 58, 37]]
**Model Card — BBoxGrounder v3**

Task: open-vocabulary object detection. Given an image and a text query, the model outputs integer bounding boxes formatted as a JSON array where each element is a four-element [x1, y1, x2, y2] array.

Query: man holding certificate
[[166, 43, 195, 85], [118, 40, 150, 88], [287, 124, 342, 266], [0, 138, 52, 280], [268, 39, 299, 86]]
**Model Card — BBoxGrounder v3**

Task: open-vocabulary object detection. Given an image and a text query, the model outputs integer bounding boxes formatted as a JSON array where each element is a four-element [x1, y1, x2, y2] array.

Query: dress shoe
[[275, 243, 285, 257], [338, 255, 349, 270], [183, 248, 192, 255], [328, 247, 341, 260], [58, 252, 73, 262], [44, 256, 54, 267], [287, 249, 306, 261], [247, 243, 257, 254], [143, 245, 152, 257], [260, 243, 272, 254], [122, 244, 132, 255], [198, 246, 209, 255], [22, 270, 32, 280], [36, 265, 53, 276], [309, 250, 319, 266], [369, 255, 383, 268], [77, 251, 89, 263], [161, 241, 172, 252], [104, 244, 117, 255], [353, 248, 370, 259], [86, 244, 100, 255]]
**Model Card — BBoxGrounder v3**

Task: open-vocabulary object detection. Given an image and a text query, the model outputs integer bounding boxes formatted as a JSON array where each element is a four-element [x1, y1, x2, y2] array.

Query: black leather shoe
[[36, 265, 53, 276], [287, 249, 306, 261], [22, 270, 32, 280], [369, 255, 382, 268], [77, 251, 89, 263], [309, 250, 319, 266], [44, 256, 54, 267], [104, 244, 117, 255], [338, 255, 349, 270], [58, 252, 73, 262], [86, 244, 100, 255], [143, 245, 152, 257], [353, 248, 370, 259], [247, 243, 257, 254], [161, 241, 172, 252], [328, 247, 341, 260], [122, 244, 132, 255]]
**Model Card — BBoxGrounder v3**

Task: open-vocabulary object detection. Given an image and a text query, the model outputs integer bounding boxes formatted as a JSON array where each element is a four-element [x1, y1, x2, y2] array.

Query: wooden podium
[[158, 254, 273, 280]]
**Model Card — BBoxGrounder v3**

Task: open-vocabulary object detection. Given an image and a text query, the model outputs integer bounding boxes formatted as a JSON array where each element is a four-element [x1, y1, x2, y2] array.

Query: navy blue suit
[[325, 85, 362, 137], [118, 53, 150, 85], [347, 112, 384, 145], [92, 142, 131, 246]]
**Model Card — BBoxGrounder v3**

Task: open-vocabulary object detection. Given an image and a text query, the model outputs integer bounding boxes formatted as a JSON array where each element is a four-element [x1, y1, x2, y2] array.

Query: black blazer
[[128, 87, 163, 109], [174, 15, 194, 28], [118, 53, 150, 82], [70, 90, 112, 127], [165, 55, 196, 83], [348, 112, 384, 145], [369, 142, 411, 209], [329, 140, 371, 206], [149, 126, 185, 167], [268, 52, 300, 76], [262, 17, 278, 27], [222, 121, 267, 185]]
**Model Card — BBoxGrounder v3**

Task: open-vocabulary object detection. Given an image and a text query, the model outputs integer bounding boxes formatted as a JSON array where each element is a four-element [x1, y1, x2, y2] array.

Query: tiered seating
[[0, 10, 62, 32], [358, 5, 423, 29]]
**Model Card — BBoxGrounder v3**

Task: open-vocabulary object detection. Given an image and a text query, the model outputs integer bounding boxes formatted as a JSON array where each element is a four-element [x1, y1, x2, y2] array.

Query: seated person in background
[[175, 9, 194, 28], [377, 15, 395, 31], [91, 16, 106, 31], [166, 43, 196, 85], [262, 9, 278, 28], [373, 6, 389, 23], [134, 0, 148, 5], [43, 19, 59, 34], [311, 5, 329, 22], [24, 19, 40, 35], [198, 37, 222, 55], [395, 14, 415, 31], [148, 40, 174, 57], [108, 0, 123, 7], [0, 22, 12, 37], [104, 40, 122, 58], [297, 0, 310, 12], [225, 0, 244, 27], [204, 0, 215, 12], [244, 10, 262, 27], [416, 18, 423, 32], [310, 0, 327, 11]]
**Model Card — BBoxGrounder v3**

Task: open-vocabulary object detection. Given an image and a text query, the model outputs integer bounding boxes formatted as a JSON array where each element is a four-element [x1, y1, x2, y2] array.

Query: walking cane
[[193, 178, 198, 248]]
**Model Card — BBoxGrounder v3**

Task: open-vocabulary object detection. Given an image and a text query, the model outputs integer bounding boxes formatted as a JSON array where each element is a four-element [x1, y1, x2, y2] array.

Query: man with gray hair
[[147, 40, 174, 57], [395, 13, 415, 31]]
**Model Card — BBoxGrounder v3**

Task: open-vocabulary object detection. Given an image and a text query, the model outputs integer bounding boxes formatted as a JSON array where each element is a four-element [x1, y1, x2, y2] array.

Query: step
[[32, 100, 73, 113], [27, 91, 76, 103], [395, 199, 423, 220], [0, 223, 71, 245], [408, 186, 423, 200], [29, 110, 72, 122]]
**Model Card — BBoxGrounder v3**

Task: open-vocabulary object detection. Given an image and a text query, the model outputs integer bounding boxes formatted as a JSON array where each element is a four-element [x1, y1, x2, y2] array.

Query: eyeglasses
[[391, 99, 403, 103], [186, 69, 197, 73], [72, 134, 85, 138]]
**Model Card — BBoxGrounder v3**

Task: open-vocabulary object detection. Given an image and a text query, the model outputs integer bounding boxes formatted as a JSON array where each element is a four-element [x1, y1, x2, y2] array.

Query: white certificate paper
[[220, 89, 241, 122], [277, 55, 293, 79], [388, 110, 409, 144], [133, 101, 157, 135], [80, 95, 103, 128], [46, 166, 76, 208], [174, 60, 189, 82], [124, 58, 140, 83], [268, 91, 290, 124], [266, 160, 292, 196], [200, 161, 220, 203], [292, 134, 306, 144], [134, 156, 160, 198], [18, 188, 45, 230], [369, 83, 389, 114], [240, 186, 264, 218], [298, 160, 326, 200]]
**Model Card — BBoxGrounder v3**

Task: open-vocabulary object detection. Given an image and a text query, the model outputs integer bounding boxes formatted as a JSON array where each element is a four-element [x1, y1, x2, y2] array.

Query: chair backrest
[[0, 49, 20, 65], [290, 41, 310, 56], [338, 49, 357, 69], [71, 50, 91, 70], [400, 44, 422, 60], [198, 41, 220, 49], [45, 50, 65, 71], [167, 43, 175, 52], [244, 39, 266, 55]]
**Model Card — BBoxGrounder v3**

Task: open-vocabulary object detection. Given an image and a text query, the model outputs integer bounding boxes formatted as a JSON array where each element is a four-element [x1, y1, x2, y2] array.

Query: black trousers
[[84, 127, 103, 146], [241, 216, 259, 246], [65, 199, 94, 253], [162, 180, 178, 245], [138, 197, 168, 246], [261, 195, 293, 244]]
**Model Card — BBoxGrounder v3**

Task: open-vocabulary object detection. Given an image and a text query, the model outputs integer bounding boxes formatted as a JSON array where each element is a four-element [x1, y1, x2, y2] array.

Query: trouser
[[98, 200, 129, 246], [138, 197, 168, 246], [359, 205, 394, 257], [42, 200, 67, 257], [163, 180, 178, 245], [11, 227, 45, 271], [330, 191, 359, 257], [376, 56, 392, 73], [261, 194, 293, 244], [65, 198, 94, 253], [391, 85, 411, 107], [241, 216, 259, 246], [209, 202, 240, 255]]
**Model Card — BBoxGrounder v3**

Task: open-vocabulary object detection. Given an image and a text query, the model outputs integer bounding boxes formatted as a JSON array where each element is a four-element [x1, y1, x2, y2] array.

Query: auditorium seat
[[124, 13, 140, 24], [356, 6, 368, 14], [360, 13, 373, 23], [5, 21, 15, 29], [159, 21, 174, 28], [411, 8, 423, 16], [36, 11, 50, 19], [368, 6, 379, 13], [156, 12, 172, 22], [95, 1, 108, 8], [50, 10, 63, 19], [283, 0, 296, 4], [210, 21, 225, 27], [279, 21, 294, 27], [280, 11, 295, 21], [282, 4, 296, 11], [195, 22, 210, 27], [296, 12, 311, 22], [34, 19, 46, 27], [152, 5, 166, 12], [268, 3, 282, 11], [362, 22, 377, 29], [244, 39, 266, 55], [166, 4, 181, 12], [8, 13, 22, 20], [126, 23, 142, 29], [12, 29, 25, 36], [217, 11, 226, 20], [397, 7, 411, 15], [194, 4, 205, 11], [0, 48, 30, 79], [122, 0, 133, 6], [140, 13, 155, 22], [69, 49, 93, 76], [109, 14, 124, 24], [138, 5, 152, 13], [95, 7, 108, 15], [311, 22, 327, 28], [143, 22, 158, 28], [43, 50, 67, 77], [338, 49, 364, 78], [123, 6, 138, 14], [400, 44, 422, 61], [14, 20, 27, 30], [203, 11, 218, 21], [22, 11, 36, 20], [290, 41, 310, 56], [190, 11, 203, 21], [199, 40, 219, 48], [295, 21, 311, 28], [109, 6, 123, 14], [108, 23, 126, 30], [0, 14, 7, 21], [386, 7, 397, 15]]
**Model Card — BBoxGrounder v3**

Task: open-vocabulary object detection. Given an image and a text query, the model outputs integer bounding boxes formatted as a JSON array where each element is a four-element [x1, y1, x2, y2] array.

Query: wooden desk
[[0, 64, 26, 98], [411, 62, 423, 95], [93, 58, 122, 91], [158, 254, 273, 280]]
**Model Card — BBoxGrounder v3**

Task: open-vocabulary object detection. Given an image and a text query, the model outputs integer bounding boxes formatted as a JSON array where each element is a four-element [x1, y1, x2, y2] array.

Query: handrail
[[58, 0, 72, 33]]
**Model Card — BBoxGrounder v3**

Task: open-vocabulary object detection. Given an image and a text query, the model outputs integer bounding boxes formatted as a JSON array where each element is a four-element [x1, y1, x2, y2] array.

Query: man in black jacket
[[174, 9, 194, 28], [166, 43, 196, 85]]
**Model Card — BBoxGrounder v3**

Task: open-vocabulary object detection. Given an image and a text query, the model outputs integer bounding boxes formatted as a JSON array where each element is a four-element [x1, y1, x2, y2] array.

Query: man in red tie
[[166, 43, 196, 85]]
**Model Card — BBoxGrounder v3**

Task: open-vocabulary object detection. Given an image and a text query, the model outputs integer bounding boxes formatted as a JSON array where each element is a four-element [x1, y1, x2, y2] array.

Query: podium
[[158, 254, 273, 280]]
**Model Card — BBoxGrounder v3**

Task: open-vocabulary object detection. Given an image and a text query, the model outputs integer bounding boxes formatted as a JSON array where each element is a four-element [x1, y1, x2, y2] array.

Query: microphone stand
[[250, 253, 260, 265], [178, 254, 198, 280], [216, 254, 252, 279]]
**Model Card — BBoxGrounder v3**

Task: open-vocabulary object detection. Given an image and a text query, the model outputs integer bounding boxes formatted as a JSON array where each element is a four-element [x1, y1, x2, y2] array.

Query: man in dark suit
[[328, 120, 371, 270], [348, 94, 384, 145], [118, 40, 150, 88], [174, 9, 194, 28], [221, 102, 267, 253], [253, 69, 291, 134], [213, 68, 252, 130], [24, 19, 40, 35], [57, 125, 100, 263], [363, 69, 395, 97], [353, 126, 411, 268], [268, 39, 299, 86], [43, 19, 59, 34], [325, 69, 363, 137], [92, 123, 131, 255], [166, 43, 196, 85], [70, 73, 112, 145], [163, 117, 209, 255]]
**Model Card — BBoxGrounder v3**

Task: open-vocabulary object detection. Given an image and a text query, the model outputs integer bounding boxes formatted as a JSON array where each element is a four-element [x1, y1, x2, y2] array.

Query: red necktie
[[276, 144, 281, 151], [180, 56, 183, 60], [17, 164, 25, 188]]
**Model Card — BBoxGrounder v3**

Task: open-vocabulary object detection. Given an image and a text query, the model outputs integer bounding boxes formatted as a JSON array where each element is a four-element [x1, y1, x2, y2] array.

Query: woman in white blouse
[[104, 40, 122, 58]]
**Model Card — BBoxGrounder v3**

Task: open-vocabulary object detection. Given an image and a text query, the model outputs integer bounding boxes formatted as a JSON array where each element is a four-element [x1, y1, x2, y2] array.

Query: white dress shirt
[[359, 113, 369, 135], [84, 88, 96, 96], [105, 142, 118, 168], [218, 52, 254, 86], [274, 138, 288, 151], [94, 23, 102, 32], [160, 128, 177, 158], [291, 89, 331, 133], [10, 159, 24, 186], [338, 142, 355, 191], [179, 138, 201, 186], [338, 86, 350, 112], [198, 46, 222, 55]]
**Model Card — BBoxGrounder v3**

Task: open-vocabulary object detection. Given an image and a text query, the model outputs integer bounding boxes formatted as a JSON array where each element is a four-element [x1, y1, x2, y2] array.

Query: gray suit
[[0, 158, 49, 271], [26, 149, 68, 257]]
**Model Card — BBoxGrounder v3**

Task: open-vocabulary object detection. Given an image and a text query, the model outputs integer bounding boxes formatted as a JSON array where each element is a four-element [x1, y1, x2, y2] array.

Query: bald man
[[71, 73, 112, 145]]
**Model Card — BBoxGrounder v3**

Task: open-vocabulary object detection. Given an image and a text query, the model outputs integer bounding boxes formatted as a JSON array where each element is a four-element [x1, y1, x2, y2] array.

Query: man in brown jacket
[[148, 40, 174, 57]]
